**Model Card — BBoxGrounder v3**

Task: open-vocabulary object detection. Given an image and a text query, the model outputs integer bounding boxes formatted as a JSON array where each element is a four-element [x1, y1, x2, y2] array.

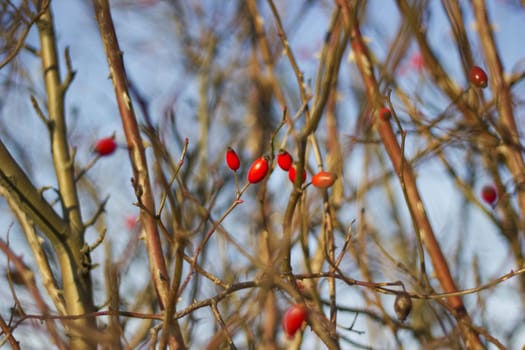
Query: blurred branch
[[0, 0, 50, 70], [1, 187, 66, 315], [338, 1, 485, 348], [0, 140, 67, 243], [0, 238, 67, 350], [246, 0, 287, 107], [0, 314, 19, 350], [472, 0, 525, 237]]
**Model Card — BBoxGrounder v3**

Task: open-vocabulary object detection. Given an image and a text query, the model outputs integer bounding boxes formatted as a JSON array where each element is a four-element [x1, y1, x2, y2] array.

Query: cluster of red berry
[[225, 147, 335, 338], [226, 148, 269, 183], [226, 147, 337, 189], [226, 147, 336, 188]]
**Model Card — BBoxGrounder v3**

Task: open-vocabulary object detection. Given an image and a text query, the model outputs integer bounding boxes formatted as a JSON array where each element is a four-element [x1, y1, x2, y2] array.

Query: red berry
[[125, 215, 139, 231], [481, 185, 497, 205], [225, 147, 240, 171], [311, 171, 336, 189], [247, 156, 269, 183], [469, 66, 488, 88], [288, 166, 306, 185], [282, 304, 307, 337], [94, 137, 117, 156], [378, 107, 392, 121], [277, 150, 293, 171]]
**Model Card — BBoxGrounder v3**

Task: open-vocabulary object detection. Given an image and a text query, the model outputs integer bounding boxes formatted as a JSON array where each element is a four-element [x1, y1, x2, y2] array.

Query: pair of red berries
[[226, 148, 278, 184], [277, 150, 337, 188], [225, 147, 269, 183], [277, 150, 305, 184]]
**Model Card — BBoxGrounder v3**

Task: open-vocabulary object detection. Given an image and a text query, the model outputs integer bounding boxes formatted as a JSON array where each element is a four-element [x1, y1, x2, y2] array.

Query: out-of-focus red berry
[[282, 304, 307, 338], [481, 185, 497, 205], [94, 137, 117, 156], [469, 66, 488, 88], [288, 166, 306, 185], [311, 171, 337, 189], [277, 150, 293, 171]]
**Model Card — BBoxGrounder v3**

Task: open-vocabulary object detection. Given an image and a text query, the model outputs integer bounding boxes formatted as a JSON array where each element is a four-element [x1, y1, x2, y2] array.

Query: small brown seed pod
[[394, 293, 412, 322]]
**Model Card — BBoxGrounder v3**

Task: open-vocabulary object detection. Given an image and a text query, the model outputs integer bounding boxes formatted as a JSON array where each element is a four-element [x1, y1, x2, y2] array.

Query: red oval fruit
[[247, 156, 269, 183], [378, 107, 392, 121], [481, 185, 497, 205], [288, 166, 306, 185], [94, 137, 117, 156], [277, 150, 293, 171], [469, 66, 488, 88], [282, 304, 307, 337], [125, 215, 139, 231], [225, 147, 240, 171], [311, 171, 336, 189]]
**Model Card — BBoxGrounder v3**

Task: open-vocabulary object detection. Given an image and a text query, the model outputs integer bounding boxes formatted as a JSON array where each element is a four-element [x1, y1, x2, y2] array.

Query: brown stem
[[91, 1, 185, 348], [0, 315, 19, 350]]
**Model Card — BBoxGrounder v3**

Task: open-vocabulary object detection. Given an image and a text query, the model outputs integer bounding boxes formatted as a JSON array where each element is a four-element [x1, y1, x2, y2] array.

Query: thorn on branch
[[84, 196, 110, 228], [64, 147, 76, 170], [30, 96, 49, 126], [38, 186, 54, 198], [61, 46, 76, 93], [346, 312, 365, 334], [86, 229, 106, 253]]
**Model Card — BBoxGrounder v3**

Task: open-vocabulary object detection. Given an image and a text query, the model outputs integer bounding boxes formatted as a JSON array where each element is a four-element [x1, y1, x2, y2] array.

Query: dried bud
[[394, 293, 412, 322]]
